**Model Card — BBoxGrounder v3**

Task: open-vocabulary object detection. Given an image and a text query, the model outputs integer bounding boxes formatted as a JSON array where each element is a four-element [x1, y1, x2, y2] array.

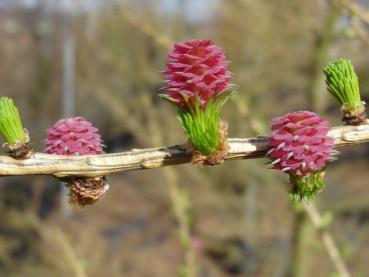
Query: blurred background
[[1, 0, 369, 276]]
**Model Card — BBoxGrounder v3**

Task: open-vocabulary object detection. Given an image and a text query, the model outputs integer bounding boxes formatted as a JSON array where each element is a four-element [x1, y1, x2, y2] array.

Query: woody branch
[[0, 122, 369, 178]]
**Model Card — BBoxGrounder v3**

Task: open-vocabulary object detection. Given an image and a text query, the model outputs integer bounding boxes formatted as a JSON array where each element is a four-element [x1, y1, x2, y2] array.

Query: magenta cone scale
[[267, 111, 336, 201], [162, 39, 231, 109], [44, 117, 104, 155]]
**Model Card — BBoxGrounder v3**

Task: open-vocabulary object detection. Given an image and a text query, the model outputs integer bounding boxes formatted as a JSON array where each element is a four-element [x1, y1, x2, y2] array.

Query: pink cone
[[162, 39, 231, 109], [267, 111, 335, 176], [44, 117, 104, 155]]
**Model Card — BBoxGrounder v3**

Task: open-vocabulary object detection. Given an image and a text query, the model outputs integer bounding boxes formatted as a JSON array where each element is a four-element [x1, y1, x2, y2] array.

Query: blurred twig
[[290, 210, 313, 277], [302, 203, 352, 277], [333, 0, 369, 46], [335, 0, 369, 24], [307, 5, 339, 112], [351, 16, 369, 46], [234, 0, 301, 25], [41, 225, 87, 277], [114, 4, 173, 50]]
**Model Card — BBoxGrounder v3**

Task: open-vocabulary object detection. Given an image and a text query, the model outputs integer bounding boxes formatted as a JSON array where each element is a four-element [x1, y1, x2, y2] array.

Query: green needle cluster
[[0, 97, 27, 145], [177, 89, 234, 155], [178, 101, 221, 155], [324, 58, 362, 112]]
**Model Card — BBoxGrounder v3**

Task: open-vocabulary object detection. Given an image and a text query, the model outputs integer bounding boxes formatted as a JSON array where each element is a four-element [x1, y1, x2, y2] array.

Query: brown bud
[[3, 132, 33, 159], [341, 105, 367, 126]]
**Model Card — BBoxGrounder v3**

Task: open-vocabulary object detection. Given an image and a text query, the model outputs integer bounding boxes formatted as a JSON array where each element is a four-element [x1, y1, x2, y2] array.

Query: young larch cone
[[44, 117, 108, 207], [267, 111, 336, 202], [161, 39, 231, 110], [45, 117, 104, 155]]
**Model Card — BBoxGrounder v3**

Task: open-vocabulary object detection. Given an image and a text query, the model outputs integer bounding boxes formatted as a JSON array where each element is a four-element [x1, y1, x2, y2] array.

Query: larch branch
[[1, 122, 369, 178]]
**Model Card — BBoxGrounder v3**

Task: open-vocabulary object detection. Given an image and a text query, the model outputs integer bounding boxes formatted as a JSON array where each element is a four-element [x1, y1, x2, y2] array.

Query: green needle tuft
[[177, 89, 234, 155], [324, 58, 362, 112], [0, 97, 27, 145]]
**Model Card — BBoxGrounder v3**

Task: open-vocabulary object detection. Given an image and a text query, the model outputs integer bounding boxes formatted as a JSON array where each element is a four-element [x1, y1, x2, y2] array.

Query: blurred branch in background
[[307, 3, 339, 113], [303, 203, 351, 277], [351, 16, 369, 46], [335, 0, 369, 24], [114, 6, 173, 50], [333, 0, 369, 46], [41, 225, 87, 277]]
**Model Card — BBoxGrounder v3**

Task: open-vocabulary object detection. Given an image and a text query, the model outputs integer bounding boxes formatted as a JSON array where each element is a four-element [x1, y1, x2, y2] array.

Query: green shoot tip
[[0, 97, 27, 145]]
